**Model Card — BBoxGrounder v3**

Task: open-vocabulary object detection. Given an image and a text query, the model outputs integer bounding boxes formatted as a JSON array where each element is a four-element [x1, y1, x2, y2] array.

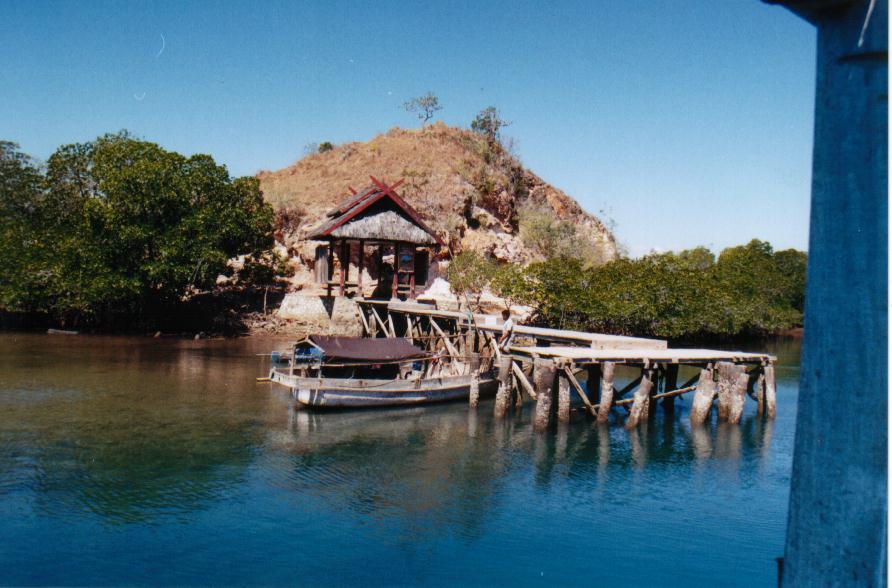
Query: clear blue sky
[[1, 0, 816, 256]]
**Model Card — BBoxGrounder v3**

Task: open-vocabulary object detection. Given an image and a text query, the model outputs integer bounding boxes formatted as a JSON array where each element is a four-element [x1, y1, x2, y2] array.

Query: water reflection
[[0, 332, 799, 587], [270, 398, 781, 539]]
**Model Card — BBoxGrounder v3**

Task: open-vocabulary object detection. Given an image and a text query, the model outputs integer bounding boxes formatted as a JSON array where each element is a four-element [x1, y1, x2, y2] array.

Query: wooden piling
[[661, 363, 679, 415], [625, 368, 655, 430], [557, 368, 571, 422], [764, 364, 777, 419], [533, 359, 557, 432], [597, 361, 616, 424], [754, 370, 767, 417], [690, 367, 717, 425], [727, 371, 749, 425], [716, 362, 744, 421], [587, 364, 601, 404], [468, 353, 481, 408], [494, 354, 513, 418]]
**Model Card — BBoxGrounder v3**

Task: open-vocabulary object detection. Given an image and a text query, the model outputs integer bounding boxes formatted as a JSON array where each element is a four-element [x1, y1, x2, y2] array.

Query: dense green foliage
[[450, 240, 807, 339], [0, 134, 276, 328]]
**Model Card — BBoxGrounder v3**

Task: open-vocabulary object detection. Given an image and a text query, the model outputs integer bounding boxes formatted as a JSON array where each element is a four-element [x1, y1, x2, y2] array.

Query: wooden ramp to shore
[[355, 299, 777, 431]]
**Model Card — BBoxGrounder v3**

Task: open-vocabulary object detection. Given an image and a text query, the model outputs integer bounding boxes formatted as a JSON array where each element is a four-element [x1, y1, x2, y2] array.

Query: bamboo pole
[[597, 361, 616, 424], [625, 368, 655, 430], [533, 359, 557, 432], [690, 367, 716, 425]]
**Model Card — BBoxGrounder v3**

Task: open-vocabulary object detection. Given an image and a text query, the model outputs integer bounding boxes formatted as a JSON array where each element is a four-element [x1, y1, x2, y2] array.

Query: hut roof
[[329, 211, 438, 244], [308, 176, 443, 246]]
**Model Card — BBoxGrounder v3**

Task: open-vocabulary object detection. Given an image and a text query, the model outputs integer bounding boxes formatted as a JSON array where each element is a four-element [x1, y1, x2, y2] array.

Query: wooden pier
[[356, 299, 776, 430]]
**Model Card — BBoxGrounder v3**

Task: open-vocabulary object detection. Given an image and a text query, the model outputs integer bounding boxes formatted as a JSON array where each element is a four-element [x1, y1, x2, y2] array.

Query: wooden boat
[[268, 335, 497, 409]]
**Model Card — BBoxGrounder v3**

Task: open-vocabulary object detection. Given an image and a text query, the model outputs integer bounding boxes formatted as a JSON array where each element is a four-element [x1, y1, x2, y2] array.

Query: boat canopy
[[307, 336, 428, 362]]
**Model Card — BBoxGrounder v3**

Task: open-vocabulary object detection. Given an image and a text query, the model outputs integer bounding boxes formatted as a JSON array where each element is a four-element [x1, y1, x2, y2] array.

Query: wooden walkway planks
[[377, 300, 668, 350], [508, 345, 775, 365]]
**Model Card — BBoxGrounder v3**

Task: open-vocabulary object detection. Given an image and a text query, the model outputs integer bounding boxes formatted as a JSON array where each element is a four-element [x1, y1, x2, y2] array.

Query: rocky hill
[[258, 123, 617, 282]]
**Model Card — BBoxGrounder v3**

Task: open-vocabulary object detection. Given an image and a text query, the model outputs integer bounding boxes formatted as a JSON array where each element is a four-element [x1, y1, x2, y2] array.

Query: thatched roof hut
[[310, 176, 442, 299], [308, 177, 442, 246]]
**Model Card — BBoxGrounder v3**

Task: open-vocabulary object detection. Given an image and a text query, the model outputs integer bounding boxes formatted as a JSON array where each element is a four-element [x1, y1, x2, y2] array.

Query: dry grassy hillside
[[257, 123, 617, 266]]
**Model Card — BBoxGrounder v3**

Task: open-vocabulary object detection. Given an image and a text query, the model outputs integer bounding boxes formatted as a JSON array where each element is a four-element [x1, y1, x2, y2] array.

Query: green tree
[[0, 141, 52, 313], [403, 92, 442, 126], [446, 251, 495, 310], [471, 106, 511, 145], [0, 133, 276, 328]]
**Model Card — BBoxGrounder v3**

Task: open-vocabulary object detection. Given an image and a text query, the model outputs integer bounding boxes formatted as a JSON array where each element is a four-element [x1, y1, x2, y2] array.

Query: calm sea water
[[0, 333, 800, 587]]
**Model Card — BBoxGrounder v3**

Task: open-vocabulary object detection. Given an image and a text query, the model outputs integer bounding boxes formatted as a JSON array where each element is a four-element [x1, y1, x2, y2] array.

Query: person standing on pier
[[498, 309, 515, 352]]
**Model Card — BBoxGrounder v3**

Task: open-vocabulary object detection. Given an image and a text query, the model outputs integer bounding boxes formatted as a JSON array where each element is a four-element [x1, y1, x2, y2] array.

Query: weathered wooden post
[[533, 359, 557, 432], [727, 370, 749, 425], [493, 354, 513, 418], [557, 364, 571, 422], [763, 363, 777, 419], [357, 239, 364, 296], [716, 362, 745, 421], [468, 353, 481, 408], [690, 367, 716, 425], [596, 361, 615, 424], [587, 364, 601, 405], [625, 367, 654, 430], [661, 363, 679, 415], [753, 368, 767, 417]]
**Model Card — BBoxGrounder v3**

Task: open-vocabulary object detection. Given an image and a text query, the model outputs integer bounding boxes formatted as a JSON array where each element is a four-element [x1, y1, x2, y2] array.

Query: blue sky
[[1, 1, 816, 255]]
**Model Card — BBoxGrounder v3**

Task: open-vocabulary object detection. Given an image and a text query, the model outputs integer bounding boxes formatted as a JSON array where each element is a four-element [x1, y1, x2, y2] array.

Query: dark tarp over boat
[[308, 336, 427, 362]]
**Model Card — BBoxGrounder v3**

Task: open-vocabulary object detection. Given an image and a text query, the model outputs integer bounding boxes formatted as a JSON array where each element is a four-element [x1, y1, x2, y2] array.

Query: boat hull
[[270, 371, 498, 409]]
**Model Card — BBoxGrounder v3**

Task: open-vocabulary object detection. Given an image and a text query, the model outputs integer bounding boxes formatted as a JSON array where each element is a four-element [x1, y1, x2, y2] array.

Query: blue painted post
[[765, 0, 887, 585]]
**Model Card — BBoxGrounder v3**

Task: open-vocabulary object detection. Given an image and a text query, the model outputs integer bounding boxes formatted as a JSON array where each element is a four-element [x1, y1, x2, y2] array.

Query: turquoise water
[[0, 334, 799, 586]]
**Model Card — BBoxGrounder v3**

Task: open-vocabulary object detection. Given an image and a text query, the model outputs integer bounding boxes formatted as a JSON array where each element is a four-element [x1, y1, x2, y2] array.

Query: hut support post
[[690, 367, 716, 425], [494, 354, 513, 418], [357, 240, 364, 296], [338, 239, 347, 297], [409, 245, 416, 299], [391, 241, 399, 299], [327, 240, 334, 297], [596, 362, 615, 424], [533, 359, 557, 432]]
